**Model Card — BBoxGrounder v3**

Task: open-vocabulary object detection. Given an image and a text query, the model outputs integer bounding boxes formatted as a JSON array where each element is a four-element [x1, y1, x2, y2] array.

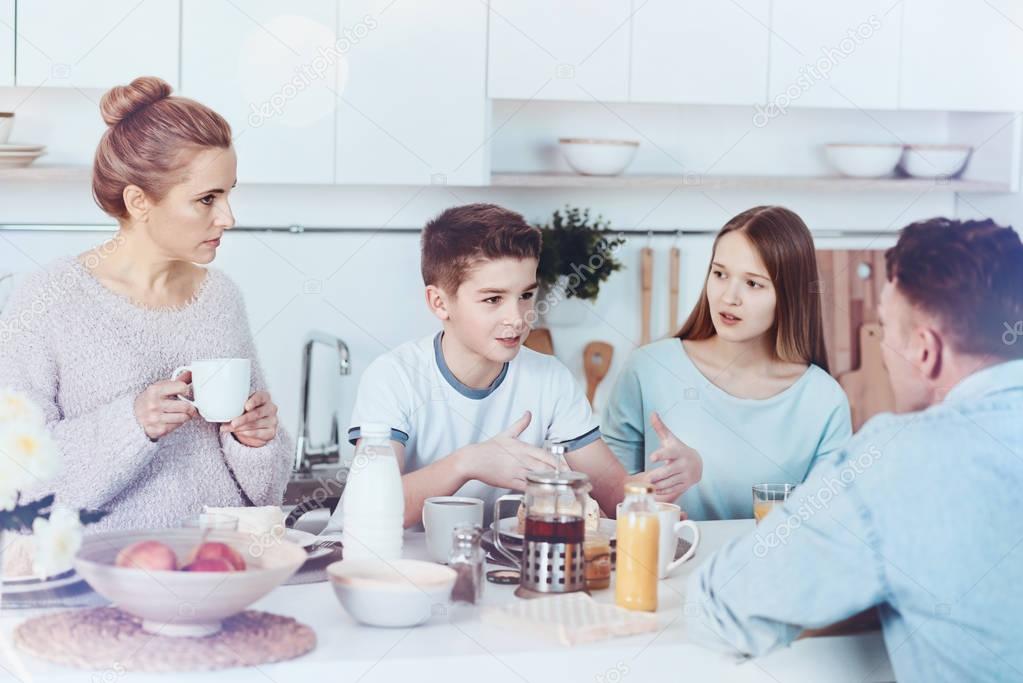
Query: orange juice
[[753, 500, 776, 524], [616, 483, 660, 612]]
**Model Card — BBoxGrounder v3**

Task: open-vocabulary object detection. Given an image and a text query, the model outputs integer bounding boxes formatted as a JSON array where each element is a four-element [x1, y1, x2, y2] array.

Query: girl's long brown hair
[[676, 205, 829, 373]]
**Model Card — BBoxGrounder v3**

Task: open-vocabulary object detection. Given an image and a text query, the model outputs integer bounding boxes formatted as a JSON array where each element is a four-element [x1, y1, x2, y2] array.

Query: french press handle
[[491, 494, 524, 568]]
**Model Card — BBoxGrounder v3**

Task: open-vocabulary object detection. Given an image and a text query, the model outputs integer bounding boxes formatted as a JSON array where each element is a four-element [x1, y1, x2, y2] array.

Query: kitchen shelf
[[490, 172, 1013, 193], [0, 165, 93, 182]]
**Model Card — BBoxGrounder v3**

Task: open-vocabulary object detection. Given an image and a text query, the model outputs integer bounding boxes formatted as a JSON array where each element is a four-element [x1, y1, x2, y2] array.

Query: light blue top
[[602, 338, 852, 520], [687, 359, 1023, 683]]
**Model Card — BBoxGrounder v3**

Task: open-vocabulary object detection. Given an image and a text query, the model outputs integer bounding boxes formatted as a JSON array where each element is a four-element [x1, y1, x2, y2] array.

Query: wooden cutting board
[[524, 328, 554, 355], [838, 323, 895, 431], [815, 249, 894, 430]]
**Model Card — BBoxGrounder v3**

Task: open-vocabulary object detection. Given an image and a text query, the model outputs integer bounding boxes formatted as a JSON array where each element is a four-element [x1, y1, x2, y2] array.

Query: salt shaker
[[449, 522, 485, 604]]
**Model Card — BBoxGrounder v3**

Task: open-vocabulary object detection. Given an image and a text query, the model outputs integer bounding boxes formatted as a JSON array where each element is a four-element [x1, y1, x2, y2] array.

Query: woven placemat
[[14, 607, 316, 672]]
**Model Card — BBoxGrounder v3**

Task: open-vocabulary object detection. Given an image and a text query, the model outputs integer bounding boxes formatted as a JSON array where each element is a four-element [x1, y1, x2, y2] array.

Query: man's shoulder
[[363, 335, 435, 383]]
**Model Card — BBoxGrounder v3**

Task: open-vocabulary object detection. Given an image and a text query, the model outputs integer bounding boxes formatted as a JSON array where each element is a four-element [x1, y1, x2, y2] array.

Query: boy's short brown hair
[[421, 203, 541, 294], [885, 217, 1023, 359]]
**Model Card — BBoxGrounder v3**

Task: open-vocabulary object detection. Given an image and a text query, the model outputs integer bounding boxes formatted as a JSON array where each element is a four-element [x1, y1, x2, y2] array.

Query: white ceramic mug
[[656, 502, 700, 578], [171, 358, 251, 423], [422, 496, 484, 564]]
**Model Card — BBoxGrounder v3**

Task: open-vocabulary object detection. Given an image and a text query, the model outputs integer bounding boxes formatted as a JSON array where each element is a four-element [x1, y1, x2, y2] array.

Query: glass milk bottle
[[615, 482, 660, 612], [341, 423, 404, 560]]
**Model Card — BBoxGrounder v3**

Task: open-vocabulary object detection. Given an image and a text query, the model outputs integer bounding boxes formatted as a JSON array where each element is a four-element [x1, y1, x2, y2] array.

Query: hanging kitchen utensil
[[582, 341, 614, 407], [838, 322, 895, 431], [668, 245, 680, 334], [640, 246, 653, 345], [524, 328, 554, 355]]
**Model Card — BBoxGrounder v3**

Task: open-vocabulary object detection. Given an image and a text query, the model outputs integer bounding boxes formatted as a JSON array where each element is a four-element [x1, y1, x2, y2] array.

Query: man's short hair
[[421, 203, 541, 294], [885, 217, 1023, 359]]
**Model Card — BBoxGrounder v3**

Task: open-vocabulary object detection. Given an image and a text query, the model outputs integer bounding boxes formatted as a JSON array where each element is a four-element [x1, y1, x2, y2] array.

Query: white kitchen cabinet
[[15, 0, 178, 89], [336, 0, 489, 186], [488, 0, 631, 102], [181, 1, 337, 185], [0, 0, 13, 87], [901, 0, 1023, 111], [768, 0, 902, 111], [630, 0, 770, 106]]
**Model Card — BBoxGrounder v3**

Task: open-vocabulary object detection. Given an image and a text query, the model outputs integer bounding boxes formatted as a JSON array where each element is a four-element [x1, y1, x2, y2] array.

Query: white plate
[[1, 570, 84, 595], [284, 528, 319, 548], [491, 516, 616, 542], [0, 143, 45, 153]]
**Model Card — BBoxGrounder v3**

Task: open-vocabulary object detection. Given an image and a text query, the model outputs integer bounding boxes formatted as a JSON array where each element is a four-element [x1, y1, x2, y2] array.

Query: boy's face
[[431, 256, 539, 363]]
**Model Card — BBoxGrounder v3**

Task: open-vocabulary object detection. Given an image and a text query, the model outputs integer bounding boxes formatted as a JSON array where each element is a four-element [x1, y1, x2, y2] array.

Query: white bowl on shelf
[[899, 144, 972, 179], [824, 143, 903, 178], [327, 558, 456, 628], [74, 528, 305, 637], [558, 138, 639, 176]]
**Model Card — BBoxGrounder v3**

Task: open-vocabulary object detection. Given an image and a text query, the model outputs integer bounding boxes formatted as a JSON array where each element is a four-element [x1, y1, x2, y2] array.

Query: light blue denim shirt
[[686, 359, 1023, 683]]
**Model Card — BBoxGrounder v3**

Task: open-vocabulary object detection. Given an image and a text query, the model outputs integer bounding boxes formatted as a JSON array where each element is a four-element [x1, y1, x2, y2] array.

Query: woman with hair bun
[[0, 76, 292, 531]]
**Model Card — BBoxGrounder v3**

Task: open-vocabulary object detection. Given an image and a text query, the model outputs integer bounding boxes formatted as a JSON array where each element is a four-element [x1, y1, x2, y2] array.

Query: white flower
[[31, 506, 83, 578], [0, 389, 46, 428], [0, 422, 60, 492]]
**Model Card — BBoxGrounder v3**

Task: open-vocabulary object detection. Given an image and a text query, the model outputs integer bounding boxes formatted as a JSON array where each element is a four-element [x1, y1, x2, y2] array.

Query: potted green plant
[[534, 206, 626, 326]]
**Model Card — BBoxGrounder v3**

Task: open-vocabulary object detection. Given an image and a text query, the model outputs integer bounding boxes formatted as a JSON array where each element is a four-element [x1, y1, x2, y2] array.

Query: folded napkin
[[482, 593, 659, 646]]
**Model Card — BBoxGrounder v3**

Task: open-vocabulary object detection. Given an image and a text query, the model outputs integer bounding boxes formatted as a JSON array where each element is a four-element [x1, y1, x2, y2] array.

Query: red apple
[[115, 541, 178, 571], [182, 557, 234, 572], [186, 542, 246, 571]]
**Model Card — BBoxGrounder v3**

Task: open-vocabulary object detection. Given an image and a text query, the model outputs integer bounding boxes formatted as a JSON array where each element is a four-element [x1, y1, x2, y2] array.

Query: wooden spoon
[[669, 246, 680, 334], [583, 341, 614, 406], [641, 247, 653, 345]]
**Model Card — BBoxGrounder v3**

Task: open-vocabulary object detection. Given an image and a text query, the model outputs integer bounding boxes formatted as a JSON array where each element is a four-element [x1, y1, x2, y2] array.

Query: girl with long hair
[[603, 206, 851, 520]]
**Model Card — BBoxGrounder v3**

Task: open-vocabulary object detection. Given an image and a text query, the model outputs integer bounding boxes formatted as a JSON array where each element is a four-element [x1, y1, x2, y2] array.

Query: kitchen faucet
[[294, 331, 350, 473]]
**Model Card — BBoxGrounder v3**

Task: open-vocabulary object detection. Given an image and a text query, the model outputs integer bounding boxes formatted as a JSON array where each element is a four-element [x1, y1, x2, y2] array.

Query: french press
[[492, 470, 591, 598]]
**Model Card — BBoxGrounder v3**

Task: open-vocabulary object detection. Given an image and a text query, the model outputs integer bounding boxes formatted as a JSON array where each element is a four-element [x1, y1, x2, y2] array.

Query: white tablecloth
[[0, 519, 895, 682]]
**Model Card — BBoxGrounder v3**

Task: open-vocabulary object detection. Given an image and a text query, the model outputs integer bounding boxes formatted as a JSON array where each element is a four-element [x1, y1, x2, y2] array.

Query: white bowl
[[558, 138, 639, 176], [900, 144, 972, 179], [824, 143, 903, 178], [327, 558, 456, 628], [74, 529, 306, 637]]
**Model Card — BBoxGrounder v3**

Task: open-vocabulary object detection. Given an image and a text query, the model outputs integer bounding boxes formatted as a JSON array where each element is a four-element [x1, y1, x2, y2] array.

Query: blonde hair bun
[[99, 76, 172, 126]]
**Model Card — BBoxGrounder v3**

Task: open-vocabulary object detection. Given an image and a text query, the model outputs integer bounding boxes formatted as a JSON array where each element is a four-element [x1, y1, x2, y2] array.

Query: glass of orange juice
[[752, 483, 796, 524]]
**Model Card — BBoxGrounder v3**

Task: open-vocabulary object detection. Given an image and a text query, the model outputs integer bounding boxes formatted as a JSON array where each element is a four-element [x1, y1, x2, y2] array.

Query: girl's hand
[[221, 390, 279, 448], [134, 372, 198, 440], [645, 411, 703, 502]]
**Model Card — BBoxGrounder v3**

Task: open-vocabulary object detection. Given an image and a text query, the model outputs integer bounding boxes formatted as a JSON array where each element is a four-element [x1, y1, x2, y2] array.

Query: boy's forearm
[[400, 448, 472, 528]]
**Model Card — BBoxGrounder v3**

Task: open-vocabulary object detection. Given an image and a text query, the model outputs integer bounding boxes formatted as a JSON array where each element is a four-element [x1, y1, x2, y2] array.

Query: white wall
[[0, 88, 968, 461]]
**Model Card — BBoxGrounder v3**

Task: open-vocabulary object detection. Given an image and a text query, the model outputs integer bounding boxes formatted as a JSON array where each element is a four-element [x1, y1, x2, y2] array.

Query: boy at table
[[686, 217, 1023, 682], [338, 203, 666, 528]]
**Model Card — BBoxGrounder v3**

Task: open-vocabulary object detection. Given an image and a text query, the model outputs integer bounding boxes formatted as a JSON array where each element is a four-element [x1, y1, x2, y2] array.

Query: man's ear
[[122, 184, 151, 222], [917, 326, 944, 380], [425, 284, 451, 321]]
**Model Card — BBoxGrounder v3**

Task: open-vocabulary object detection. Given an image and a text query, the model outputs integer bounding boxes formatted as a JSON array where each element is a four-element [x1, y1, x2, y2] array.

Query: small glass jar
[[449, 523, 485, 604]]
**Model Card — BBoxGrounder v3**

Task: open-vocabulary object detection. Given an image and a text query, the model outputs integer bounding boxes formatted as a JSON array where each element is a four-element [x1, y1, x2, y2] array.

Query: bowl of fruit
[[74, 529, 306, 637]]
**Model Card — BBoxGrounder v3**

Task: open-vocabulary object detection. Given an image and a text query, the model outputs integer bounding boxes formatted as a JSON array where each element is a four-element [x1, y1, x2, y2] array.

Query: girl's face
[[140, 146, 237, 265], [705, 231, 777, 343]]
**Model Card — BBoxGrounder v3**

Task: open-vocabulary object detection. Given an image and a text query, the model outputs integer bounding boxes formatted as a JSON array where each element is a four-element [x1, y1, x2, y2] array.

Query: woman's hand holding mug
[[134, 372, 198, 441], [220, 390, 279, 448]]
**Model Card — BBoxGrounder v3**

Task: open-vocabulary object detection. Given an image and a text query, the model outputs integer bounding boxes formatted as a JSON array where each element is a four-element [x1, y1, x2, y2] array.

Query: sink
[[283, 464, 348, 527]]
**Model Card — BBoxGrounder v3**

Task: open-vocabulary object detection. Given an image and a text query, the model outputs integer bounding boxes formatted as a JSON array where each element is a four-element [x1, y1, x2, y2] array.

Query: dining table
[[0, 518, 895, 682]]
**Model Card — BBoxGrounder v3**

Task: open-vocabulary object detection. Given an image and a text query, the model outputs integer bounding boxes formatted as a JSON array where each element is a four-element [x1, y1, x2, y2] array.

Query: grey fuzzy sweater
[[0, 256, 293, 531]]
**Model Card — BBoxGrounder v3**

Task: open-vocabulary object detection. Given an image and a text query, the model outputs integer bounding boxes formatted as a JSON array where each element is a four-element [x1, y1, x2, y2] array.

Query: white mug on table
[[171, 358, 251, 423], [422, 496, 484, 564], [656, 502, 699, 579]]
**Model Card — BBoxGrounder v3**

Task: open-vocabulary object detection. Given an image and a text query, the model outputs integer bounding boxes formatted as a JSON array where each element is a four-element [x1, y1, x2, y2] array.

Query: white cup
[[171, 358, 251, 422], [656, 502, 700, 579], [422, 496, 484, 564]]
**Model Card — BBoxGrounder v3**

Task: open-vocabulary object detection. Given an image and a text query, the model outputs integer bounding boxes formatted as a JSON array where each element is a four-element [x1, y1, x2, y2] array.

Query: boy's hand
[[458, 411, 561, 490], [636, 412, 703, 502]]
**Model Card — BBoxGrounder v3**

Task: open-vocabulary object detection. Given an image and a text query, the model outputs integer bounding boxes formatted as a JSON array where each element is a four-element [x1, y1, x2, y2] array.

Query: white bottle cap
[[361, 423, 391, 438]]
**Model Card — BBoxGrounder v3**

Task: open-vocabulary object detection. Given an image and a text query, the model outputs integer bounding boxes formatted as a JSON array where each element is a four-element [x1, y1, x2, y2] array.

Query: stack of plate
[[0, 143, 47, 168]]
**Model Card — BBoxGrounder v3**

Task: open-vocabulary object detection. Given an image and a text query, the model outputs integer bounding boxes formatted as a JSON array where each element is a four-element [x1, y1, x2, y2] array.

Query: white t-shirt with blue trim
[[344, 332, 600, 523]]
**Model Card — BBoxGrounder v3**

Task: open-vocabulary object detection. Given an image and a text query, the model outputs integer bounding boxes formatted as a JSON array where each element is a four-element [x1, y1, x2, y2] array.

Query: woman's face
[[142, 146, 237, 265], [705, 231, 777, 343]]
